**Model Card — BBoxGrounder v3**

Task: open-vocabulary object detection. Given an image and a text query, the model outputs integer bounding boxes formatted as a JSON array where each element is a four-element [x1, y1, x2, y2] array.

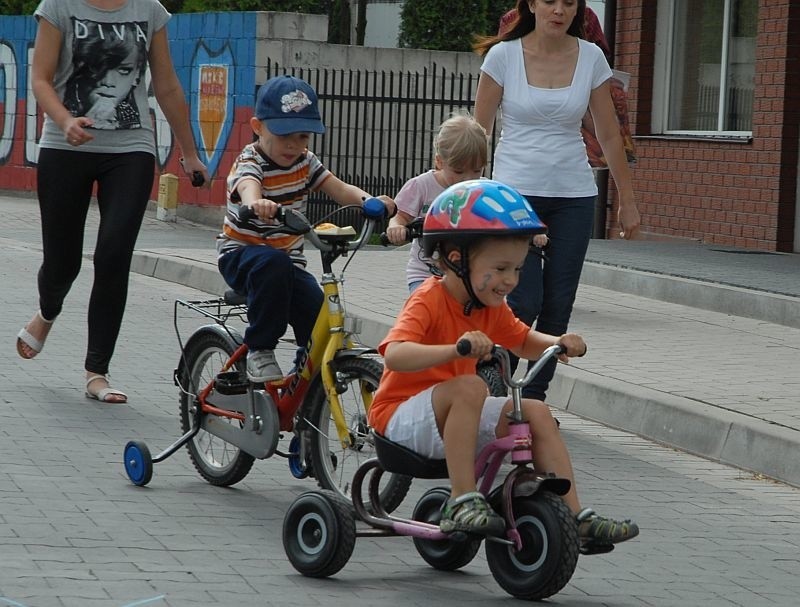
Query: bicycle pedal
[[215, 371, 249, 395], [580, 541, 615, 556]]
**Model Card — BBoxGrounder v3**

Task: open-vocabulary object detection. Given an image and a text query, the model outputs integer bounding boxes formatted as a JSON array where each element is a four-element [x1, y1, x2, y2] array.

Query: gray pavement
[[2, 194, 800, 605]]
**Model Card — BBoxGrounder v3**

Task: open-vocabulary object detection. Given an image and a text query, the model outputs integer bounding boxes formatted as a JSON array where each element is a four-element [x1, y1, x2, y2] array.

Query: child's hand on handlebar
[[374, 195, 397, 218], [456, 331, 493, 361], [555, 333, 587, 362], [247, 199, 280, 222], [386, 221, 409, 245]]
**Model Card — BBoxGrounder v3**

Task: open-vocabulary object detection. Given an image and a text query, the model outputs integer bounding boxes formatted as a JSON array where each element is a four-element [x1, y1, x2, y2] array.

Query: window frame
[[653, 0, 754, 138]]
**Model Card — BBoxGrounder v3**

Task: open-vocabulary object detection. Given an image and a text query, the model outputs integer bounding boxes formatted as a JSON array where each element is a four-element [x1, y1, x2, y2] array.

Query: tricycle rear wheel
[[283, 490, 356, 578], [412, 487, 482, 570]]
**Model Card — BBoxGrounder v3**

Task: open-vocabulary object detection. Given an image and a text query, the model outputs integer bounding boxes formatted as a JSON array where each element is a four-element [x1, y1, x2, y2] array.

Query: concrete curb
[[582, 262, 800, 329], [549, 366, 800, 487], [130, 250, 800, 489], [132, 251, 226, 295]]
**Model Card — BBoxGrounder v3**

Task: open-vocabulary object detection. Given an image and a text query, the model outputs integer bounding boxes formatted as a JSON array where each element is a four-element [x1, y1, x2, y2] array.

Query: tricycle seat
[[373, 432, 448, 479]]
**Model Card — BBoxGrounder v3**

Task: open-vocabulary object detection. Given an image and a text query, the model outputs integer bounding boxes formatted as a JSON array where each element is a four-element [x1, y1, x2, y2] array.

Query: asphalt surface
[[2, 193, 800, 606]]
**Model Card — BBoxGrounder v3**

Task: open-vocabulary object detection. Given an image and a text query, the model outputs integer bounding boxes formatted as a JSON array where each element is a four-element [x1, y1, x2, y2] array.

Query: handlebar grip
[[238, 205, 285, 223], [456, 339, 471, 356], [362, 197, 386, 219], [238, 205, 256, 222], [190, 171, 205, 187], [379, 225, 413, 247]]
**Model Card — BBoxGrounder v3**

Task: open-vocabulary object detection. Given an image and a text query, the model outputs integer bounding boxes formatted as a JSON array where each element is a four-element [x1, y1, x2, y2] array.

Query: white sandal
[[16, 310, 54, 359], [85, 374, 128, 403]]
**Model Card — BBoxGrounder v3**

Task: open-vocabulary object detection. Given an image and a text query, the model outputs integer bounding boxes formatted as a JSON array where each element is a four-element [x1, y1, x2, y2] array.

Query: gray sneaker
[[246, 349, 283, 383]]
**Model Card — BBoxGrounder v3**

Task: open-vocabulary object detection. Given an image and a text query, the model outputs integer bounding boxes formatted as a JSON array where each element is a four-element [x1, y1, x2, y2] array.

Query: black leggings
[[36, 148, 155, 375]]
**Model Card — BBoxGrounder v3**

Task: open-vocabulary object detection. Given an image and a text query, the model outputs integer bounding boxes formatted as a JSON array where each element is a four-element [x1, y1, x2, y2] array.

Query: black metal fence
[[265, 60, 494, 230]]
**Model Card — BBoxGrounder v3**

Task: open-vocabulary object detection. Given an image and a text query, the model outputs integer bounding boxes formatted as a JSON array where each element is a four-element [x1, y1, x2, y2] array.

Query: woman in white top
[[473, 0, 639, 400]]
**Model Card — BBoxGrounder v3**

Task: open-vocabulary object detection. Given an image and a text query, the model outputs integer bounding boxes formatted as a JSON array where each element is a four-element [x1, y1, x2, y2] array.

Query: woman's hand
[[618, 202, 641, 239], [62, 116, 94, 147], [179, 155, 211, 188]]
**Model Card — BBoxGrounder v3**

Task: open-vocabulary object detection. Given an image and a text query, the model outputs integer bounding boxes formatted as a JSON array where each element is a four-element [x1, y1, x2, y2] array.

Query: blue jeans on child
[[506, 195, 595, 401], [218, 246, 324, 352]]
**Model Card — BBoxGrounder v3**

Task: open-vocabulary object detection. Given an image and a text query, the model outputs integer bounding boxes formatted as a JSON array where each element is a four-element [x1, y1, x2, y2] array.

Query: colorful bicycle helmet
[[422, 179, 546, 314], [422, 179, 546, 257]]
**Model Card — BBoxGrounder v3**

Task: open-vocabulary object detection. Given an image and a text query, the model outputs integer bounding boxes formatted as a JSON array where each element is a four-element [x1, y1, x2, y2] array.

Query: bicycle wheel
[[178, 327, 255, 486], [306, 357, 411, 512], [485, 491, 579, 601], [412, 487, 482, 571]]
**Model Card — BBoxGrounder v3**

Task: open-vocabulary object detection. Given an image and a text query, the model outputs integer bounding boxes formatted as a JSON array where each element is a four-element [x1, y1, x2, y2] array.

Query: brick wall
[[615, 0, 798, 251]]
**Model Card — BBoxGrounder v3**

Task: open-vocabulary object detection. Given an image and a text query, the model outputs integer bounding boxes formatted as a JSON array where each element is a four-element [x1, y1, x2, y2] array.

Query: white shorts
[[384, 385, 510, 460]]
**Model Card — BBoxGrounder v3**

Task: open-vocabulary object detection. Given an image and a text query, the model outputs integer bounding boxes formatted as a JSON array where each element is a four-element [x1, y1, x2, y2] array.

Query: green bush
[[0, 0, 38, 15], [398, 0, 489, 52], [327, 0, 351, 44], [180, 0, 326, 13]]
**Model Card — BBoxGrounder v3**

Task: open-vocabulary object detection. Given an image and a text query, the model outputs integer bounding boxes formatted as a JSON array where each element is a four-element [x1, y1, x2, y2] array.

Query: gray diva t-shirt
[[34, 0, 170, 155]]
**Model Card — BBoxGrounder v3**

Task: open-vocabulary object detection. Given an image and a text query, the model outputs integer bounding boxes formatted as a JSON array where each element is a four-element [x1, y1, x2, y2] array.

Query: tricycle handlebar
[[457, 340, 566, 392]]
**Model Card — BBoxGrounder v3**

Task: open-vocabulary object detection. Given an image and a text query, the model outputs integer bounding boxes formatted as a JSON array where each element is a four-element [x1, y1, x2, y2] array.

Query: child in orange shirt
[[369, 179, 638, 546]]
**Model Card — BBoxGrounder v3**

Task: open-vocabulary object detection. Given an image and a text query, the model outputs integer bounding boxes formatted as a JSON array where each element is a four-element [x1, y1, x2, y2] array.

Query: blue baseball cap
[[254, 75, 325, 135]]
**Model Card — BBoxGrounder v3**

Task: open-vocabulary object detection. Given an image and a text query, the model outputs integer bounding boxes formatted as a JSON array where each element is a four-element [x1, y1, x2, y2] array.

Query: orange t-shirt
[[368, 277, 530, 434]]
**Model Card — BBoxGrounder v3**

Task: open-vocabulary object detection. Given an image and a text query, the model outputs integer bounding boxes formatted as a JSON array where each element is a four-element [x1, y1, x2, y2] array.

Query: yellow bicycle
[[123, 199, 411, 511]]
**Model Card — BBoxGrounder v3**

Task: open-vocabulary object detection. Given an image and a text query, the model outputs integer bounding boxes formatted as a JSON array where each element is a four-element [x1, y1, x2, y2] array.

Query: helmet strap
[[442, 245, 484, 315]]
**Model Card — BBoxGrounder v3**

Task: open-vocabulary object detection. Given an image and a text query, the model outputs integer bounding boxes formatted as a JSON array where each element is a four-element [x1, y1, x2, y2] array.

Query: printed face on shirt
[[88, 44, 142, 107], [250, 118, 311, 167], [435, 155, 486, 188], [466, 238, 529, 307], [65, 19, 148, 129]]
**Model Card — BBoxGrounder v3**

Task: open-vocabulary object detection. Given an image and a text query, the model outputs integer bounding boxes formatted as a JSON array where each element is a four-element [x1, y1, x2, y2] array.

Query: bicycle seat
[[224, 289, 247, 305], [373, 432, 448, 479]]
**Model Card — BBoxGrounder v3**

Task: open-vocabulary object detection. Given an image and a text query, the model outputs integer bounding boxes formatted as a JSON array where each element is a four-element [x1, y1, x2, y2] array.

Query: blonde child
[[386, 113, 547, 292]]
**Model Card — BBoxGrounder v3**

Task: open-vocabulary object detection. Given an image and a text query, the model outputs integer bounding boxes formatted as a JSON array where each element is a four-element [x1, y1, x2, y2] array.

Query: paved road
[[2, 199, 800, 605]]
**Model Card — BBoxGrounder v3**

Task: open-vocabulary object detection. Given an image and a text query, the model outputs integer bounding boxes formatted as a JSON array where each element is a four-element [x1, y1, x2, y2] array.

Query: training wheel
[[288, 435, 310, 479], [124, 440, 154, 486]]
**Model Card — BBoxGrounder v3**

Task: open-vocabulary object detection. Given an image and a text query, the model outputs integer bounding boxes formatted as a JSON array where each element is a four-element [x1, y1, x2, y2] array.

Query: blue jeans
[[506, 195, 595, 400], [218, 246, 324, 351]]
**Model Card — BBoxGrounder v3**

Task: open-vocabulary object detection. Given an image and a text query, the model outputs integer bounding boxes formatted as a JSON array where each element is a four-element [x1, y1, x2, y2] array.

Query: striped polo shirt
[[216, 142, 331, 265]]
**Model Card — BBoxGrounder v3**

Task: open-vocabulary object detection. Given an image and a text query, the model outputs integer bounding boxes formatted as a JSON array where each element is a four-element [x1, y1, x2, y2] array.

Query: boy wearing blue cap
[[217, 75, 395, 382]]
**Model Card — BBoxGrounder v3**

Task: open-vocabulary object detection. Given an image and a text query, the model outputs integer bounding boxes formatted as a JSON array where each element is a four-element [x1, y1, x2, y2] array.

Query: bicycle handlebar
[[237, 197, 388, 254], [379, 217, 424, 247], [457, 340, 567, 391]]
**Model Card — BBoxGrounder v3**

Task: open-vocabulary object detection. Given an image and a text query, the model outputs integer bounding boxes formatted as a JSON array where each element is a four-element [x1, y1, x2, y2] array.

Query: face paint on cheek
[[475, 273, 492, 292]]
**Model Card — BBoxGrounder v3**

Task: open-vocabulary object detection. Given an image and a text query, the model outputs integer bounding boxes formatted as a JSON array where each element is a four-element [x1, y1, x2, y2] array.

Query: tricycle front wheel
[[485, 491, 579, 601]]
